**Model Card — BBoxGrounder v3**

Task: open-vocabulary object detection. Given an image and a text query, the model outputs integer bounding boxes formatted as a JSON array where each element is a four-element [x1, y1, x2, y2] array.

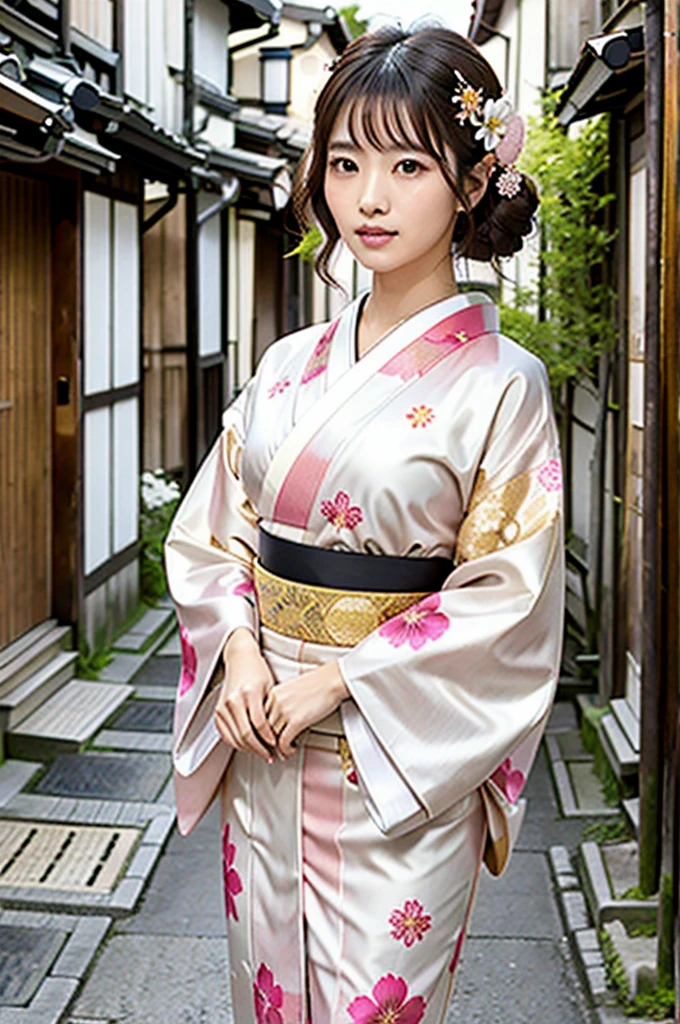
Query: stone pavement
[[62, 680, 597, 1024]]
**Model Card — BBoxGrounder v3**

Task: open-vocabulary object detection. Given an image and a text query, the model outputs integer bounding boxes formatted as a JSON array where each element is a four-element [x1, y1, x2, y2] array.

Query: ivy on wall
[[500, 91, 619, 394]]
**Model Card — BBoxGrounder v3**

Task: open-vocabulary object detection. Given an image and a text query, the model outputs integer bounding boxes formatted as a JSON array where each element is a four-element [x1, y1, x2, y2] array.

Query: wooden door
[[0, 172, 52, 648]]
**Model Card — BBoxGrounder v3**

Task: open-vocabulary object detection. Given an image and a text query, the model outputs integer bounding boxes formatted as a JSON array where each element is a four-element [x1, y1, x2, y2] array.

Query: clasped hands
[[214, 627, 349, 760]]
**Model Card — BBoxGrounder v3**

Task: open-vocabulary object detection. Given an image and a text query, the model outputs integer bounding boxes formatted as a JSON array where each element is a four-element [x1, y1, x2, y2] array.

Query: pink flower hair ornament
[[450, 69, 526, 200]]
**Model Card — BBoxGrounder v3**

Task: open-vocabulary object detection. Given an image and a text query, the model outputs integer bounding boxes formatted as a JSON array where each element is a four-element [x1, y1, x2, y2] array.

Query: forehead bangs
[[342, 90, 445, 161]]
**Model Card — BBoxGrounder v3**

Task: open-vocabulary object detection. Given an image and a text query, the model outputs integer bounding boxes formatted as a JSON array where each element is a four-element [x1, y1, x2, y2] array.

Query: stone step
[[112, 607, 176, 655], [6, 680, 134, 761], [0, 652, 79, 731], [622, 797, 640, 837], [0, 624, 73, 699], [600, 711, 639, 780], [610, 698, 640, 754], [0, 620, 57, 670]]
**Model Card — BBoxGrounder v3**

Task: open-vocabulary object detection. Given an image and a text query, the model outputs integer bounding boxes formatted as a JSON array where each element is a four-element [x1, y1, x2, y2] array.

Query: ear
[[465, 153, 496, 209]]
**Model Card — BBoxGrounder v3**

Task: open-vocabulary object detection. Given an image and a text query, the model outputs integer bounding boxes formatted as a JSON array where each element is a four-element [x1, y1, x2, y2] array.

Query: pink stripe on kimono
[[272, 302, 494, 530]]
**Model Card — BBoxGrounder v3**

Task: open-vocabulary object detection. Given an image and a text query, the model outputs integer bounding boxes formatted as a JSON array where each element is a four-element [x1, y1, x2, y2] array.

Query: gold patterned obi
[[253, 560, 428, 648]]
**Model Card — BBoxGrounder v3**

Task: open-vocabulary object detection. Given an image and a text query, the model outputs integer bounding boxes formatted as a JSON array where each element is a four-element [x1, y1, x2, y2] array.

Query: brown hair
[[292, 25, 539, 286]]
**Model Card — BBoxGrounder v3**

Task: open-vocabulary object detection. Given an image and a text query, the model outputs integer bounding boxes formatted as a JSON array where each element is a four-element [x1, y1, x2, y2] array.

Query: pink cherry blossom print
[[253, 963, 284, 1024], [320, 491, 363, 531], [379, 593, 450, 651], [537, 458, 563, 492], [348, 974, 426, 1024], [389, 899, 432, 947], [268, 378, 291, 399], [301, 319, 339, 384], [448, 925, 466, 973], [178, 624, 198, 697], [233, 579, 256, 598], [406, 405, 435, 429], [491, 757, 525, 804], [222, 823, 243, 921]]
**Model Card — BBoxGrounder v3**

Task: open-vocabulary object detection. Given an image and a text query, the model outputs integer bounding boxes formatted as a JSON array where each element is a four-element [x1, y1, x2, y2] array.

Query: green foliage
[[500, 90, 618, 393], [77, 641, 113, 681], [626, 921, 657, 939], [600, 926, 630, 1003], [600, 926, 673, 1019], [628, 987, 675, 1019], [582, 816, 633, 845], [618, 884, 656, 902], [285, 225, 323, 264], [338, 4, 368, 38], [140, 470, 182, 605]]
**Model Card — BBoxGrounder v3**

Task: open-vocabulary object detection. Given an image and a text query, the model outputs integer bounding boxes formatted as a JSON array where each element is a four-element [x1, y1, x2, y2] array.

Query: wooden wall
[[0, 173, 52, 648]]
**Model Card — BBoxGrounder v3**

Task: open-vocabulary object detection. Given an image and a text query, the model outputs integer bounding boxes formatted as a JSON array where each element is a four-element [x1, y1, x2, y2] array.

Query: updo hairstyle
[[292, 26, 539, 286]]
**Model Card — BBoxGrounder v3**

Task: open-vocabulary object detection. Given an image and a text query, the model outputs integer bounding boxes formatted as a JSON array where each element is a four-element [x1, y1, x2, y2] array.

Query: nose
[[358, 168, 389, 217]]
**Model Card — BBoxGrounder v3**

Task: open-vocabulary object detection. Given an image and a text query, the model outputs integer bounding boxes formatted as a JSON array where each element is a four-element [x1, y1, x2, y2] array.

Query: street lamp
[[260, 46, 292, 115]]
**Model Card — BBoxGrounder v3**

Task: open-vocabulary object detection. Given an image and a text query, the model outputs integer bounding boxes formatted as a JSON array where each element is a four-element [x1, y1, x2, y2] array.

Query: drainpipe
[[184, 0, 200, 479], [639, 0, 663, 899], [57, 0, 72, 58]]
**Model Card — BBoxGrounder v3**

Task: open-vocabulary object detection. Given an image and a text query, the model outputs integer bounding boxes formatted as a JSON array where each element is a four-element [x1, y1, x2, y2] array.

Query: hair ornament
[[451, 72, 526, 199]]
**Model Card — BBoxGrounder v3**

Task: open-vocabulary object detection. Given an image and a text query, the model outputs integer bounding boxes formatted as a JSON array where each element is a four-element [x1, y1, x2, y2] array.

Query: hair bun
[[462, 166, 539, 262]]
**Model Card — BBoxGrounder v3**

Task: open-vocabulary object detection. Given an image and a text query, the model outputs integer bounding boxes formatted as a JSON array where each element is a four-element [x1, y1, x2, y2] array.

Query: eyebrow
[[327, 139, 428, 154]]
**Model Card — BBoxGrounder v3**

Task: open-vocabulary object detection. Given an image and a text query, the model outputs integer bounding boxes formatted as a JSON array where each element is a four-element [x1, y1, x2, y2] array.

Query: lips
[[356, 226, 397, 237]]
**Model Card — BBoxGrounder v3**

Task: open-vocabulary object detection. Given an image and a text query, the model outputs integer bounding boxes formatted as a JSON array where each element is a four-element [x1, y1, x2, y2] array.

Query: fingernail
[[267, 757, 274, 765]]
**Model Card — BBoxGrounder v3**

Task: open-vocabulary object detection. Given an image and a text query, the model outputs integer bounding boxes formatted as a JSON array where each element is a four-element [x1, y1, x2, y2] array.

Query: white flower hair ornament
[[451, 70, 526, 200]]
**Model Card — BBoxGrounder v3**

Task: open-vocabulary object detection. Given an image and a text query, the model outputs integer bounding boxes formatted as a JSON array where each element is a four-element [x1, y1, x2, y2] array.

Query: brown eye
[[397, 159, 424, 175]]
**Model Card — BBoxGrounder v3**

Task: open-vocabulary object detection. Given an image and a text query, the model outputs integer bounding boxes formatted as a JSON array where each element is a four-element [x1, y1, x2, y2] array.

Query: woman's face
[[324, 102, 465, 279]]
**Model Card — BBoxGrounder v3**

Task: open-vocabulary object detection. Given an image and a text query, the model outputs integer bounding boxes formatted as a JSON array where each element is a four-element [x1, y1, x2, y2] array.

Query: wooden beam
[[50, 174, 81, 630]]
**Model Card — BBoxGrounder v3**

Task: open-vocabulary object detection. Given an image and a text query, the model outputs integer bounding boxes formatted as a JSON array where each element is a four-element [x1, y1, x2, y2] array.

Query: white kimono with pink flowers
[[166, 290, 565, 1024]]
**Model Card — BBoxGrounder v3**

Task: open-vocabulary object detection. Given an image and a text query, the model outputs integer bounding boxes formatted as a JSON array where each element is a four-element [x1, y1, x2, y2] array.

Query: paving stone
[[469, 853, 563, 940], [108, 701, 173, 733], [125, 844, 161, 880], [575, 928, 601, 954], [561, 890, 590, 933], [570, 760, 616, 814], [127, 609, 173, 639], [96, 654, 146, 685], [0, 925, 66, 1006], [111, 877, 145, 912], [601, 840, 639, 898], [157, 633, 180, 657], [549, 845, 572, 876], [93, 730, 173, 753], [32, 753, 171, 803], [130, 657, 180, 687], [24, 975, 79, 1017], [69, 935, 232, 1023], [556, 730, 592, 762], [133, 685, 175, 702], [155, 777, 176, 808], [0, 764, 43, 809], [546, 701, 578, 734], [586, 965, 609, 1002], [143, 812, 176, 847], [445, 937, 591, 1023], [51, 917, 111, 980]]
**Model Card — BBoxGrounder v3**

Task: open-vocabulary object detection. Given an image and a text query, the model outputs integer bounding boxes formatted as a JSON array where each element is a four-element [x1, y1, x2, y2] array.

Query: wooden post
[[657, 0, 680, 1002], [50, 173, 81, 629]]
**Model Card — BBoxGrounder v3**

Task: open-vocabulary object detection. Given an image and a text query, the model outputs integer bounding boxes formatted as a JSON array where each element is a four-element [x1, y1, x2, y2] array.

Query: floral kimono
[[166, 290, 565, 1024]]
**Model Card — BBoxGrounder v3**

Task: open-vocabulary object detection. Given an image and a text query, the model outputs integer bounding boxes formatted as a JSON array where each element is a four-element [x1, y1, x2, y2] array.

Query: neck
[[358, 250, 459, 357]]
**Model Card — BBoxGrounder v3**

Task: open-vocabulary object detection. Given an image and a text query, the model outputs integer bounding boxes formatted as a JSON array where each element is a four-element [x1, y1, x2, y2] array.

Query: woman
[[166, 25, 565, 1024]]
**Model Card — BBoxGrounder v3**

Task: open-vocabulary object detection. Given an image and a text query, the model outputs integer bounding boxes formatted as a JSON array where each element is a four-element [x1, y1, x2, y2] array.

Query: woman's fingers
[[247, 690, 278, 748], [214, 701, 244, 751]]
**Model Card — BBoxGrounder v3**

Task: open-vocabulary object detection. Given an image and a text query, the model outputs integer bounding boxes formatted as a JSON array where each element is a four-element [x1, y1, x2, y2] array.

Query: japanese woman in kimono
[[166, 24, 565, 1024]]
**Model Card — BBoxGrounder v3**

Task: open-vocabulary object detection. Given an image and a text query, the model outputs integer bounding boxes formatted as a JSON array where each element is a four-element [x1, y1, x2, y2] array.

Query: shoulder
[[495, 333, 551, 394], [255, 320, 332, 377]]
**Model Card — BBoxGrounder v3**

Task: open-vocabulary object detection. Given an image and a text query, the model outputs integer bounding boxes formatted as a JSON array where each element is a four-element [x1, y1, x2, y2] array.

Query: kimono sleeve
[[165, 381, 259, 834], [339, 355, 565, 843]]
